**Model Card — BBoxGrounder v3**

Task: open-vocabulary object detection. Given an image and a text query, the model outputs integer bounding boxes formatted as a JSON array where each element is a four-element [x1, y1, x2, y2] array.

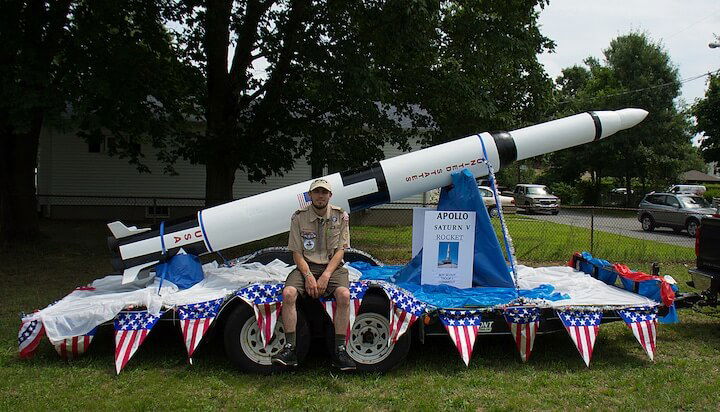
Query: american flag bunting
[[114, 311, 163, 374], [503, 306, 540, 363], [18, 318, 45, 359], [52, 328, 97, 360], [618, 306, 658, 361], [237, 283, 284, 346], [382, 284, 426, 345], [177, 298, 224, 360], [557, 309, 603, 367], [320, 281, 369, 344], [438, 309, 484, 366]]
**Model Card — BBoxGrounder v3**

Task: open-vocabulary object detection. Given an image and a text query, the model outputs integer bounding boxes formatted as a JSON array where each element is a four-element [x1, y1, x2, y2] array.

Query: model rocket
[[108, 109, 648, 283]]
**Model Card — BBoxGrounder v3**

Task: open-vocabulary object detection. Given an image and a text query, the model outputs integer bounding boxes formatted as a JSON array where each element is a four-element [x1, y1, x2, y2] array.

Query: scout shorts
[[284, 262, 349, 298]]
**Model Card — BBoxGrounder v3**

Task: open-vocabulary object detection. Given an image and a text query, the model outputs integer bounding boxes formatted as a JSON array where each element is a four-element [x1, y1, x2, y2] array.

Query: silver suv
[[638, 192, 717, 237], [514, 184, 560, 214]]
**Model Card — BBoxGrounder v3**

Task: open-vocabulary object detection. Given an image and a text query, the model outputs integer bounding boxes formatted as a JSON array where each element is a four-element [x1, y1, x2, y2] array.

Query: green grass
[[1, 220, 716, 410]]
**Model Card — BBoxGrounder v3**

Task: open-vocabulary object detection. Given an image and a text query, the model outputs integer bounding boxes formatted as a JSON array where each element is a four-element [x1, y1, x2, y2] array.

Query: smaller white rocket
[[108, 109, 648, 283]]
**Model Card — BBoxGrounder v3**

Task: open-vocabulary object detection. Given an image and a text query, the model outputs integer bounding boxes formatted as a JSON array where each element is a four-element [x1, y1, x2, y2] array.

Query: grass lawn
[[1, 219, 718, 410]]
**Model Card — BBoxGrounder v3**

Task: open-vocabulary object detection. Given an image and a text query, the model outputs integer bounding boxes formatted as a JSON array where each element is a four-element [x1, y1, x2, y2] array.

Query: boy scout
[[271, 178, 356, 370]]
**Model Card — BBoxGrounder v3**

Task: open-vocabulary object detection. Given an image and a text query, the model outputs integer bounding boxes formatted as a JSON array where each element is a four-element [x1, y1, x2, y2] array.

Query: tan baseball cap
[[309, 178, 332, 192]]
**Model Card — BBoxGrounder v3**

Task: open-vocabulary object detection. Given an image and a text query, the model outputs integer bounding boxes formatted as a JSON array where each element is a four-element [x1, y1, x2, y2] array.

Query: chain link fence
[[37, 195, 696, 265]]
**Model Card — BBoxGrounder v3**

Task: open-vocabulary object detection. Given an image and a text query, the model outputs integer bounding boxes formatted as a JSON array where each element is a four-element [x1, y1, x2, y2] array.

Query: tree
[[0, 1, 200, 243], [167, 0, 555, 205], [694, 74, 720, 164], [546, 33, 702, 205]]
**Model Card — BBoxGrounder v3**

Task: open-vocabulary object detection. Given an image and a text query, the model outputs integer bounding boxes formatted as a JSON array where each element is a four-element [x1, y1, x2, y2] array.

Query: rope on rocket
[[477, 135, 520, 297]]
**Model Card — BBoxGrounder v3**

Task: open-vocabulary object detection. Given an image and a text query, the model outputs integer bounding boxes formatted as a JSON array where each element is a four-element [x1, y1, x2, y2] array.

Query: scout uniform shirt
[[288, 205, 350, 265]]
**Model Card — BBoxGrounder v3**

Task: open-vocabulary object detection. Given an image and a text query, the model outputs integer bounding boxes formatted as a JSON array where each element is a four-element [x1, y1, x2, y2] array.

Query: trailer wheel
[[328, 293, 411, 372], [224, 302, 310, 373]]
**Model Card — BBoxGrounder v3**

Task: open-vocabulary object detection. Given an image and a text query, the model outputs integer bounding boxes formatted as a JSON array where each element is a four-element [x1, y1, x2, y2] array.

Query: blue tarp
[[392, 169, 515, 288], [351, 262, 568, 308]]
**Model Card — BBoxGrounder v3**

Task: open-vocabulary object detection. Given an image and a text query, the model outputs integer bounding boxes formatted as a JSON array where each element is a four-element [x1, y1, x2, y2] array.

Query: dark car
[[638, 192, 717, 237]]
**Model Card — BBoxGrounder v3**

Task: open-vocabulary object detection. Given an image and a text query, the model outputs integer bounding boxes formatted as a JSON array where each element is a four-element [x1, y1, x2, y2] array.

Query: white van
[[667, 185, 707, 196]]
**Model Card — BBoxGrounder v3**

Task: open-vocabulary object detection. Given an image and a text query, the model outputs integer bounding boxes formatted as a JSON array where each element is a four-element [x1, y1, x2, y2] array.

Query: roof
[[680, 170, 720, 183]]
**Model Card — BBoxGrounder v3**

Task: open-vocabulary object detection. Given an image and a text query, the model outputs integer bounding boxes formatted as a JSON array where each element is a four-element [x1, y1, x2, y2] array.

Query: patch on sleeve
[[291, 210, 301, 220]]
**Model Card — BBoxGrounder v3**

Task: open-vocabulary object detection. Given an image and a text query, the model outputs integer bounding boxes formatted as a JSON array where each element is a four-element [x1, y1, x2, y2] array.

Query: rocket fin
[[107, 221, 151, 239], [121, 261, 158, 285]]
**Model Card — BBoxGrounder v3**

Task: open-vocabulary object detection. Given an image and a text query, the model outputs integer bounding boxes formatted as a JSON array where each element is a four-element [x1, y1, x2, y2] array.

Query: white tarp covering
[[27, 260, 363, 341], [26, 261, 652, 342], [516, 265, 657, 308]]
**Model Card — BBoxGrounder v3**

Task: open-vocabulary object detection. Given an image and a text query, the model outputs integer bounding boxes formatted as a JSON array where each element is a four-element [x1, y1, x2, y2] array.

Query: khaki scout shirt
[[288, 204, 350, 265]]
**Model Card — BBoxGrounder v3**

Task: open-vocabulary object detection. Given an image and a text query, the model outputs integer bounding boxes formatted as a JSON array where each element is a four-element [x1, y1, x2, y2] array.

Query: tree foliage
[[694, 74, 720, 164], [546, 33, 703, 204]]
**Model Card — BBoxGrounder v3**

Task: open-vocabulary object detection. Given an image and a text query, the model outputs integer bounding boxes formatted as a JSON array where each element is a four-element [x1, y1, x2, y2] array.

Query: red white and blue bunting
[[237, 284, 284, 347], [51, 328, 96, 360], [114, 310, 164, 374], [503, 306, 540, 363], [618, 306, 658, 361], [176, 298, 224, 361], [381, 284, 427, 345], [438, 309, 484, 366], [320, 281, 369, 344], [557, 309, 603, 367]]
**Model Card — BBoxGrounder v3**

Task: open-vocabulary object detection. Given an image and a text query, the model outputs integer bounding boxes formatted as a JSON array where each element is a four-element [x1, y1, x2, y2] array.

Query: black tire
[[223, 301, 310, 373], [326, 292, 411, 372], [488, 206, 499, 218], [524, 202, 534, 214], [640, 214, 655, 232], [686, 218, 700, 238], [551, 209, 559, 215]]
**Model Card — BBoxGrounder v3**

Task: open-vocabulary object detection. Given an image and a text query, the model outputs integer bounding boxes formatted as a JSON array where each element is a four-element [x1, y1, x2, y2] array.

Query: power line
[[557, 68, 720, 105]]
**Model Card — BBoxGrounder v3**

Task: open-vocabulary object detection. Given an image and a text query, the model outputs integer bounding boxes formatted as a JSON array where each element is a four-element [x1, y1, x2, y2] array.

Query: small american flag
[[557, 309, 603, 367], [177, 298, 224, 360], [114, 311, 163, 374], [237, 283, 285, 346], [320, 281, 369, 344], [438, 309, 484, 366], [503, 306, 540, 363], [618, 306, 658, 361], [52, 328, 96, 360], [383, 284, 426, 345], [18, 318, 45, 359], [297, 191, 312, 208]]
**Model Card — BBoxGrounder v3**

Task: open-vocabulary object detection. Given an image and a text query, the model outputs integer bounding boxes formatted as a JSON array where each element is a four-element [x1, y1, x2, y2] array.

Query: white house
[[37, 128, 429, 224]]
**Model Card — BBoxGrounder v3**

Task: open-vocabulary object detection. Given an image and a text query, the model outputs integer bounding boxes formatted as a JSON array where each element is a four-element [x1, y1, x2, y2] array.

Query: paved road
[[518, 209, 694, 248]]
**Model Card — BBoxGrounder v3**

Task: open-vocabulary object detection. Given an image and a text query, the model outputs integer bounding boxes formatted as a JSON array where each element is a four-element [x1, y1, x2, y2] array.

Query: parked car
[[611, 187, 633, 195], [513, 184, 560, 214], [478, 186, 516, 217], [667, 184, 706, 196], [637, 192, 717, 237]]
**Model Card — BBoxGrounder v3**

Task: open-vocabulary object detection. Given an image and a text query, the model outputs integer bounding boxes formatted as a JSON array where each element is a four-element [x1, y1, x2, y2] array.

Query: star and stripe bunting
[[177, 298, 224, 360], [51, 328, 97, 360], [618, 306, 658, 361], [438, 309, 484, 366], [382, 284, 427, 345], [18, 318, 45, 359], [557, 309, 603, 367], [503, 306, 540, 363], [237, 283, 284, 346], [320, 281, 369, 344], [114, 311, 163, 374]]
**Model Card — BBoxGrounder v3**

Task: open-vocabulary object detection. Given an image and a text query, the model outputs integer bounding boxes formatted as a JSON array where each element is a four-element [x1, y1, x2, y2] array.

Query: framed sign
[[420, 211, 475, 288]]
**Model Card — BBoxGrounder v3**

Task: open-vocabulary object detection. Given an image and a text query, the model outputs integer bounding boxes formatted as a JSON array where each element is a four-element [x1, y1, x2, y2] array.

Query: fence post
[[590, 206, 595, 255], [152, 198, 157, 225]]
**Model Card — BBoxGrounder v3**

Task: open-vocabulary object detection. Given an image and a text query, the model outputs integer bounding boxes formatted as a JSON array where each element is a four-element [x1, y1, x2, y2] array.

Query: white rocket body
[[108, 109, 648, 283]]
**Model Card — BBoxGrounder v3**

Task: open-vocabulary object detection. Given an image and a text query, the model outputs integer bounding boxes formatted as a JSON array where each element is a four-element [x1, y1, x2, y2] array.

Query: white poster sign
[[412, 207, 434, 258], [421, 211, 476, 288]]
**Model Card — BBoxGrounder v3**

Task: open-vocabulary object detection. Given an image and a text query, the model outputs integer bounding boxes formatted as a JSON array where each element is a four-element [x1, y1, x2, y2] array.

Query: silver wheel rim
[[347, 313, 394, 364], [688, 221, 698, 236], [642, 217, 651, 230], [489, 208, 499, 218], [239, 317, 285, 365]]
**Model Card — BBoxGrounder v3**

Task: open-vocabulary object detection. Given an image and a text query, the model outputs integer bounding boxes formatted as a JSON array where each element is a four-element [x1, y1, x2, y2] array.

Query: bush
[[547, 182, 581, 205]]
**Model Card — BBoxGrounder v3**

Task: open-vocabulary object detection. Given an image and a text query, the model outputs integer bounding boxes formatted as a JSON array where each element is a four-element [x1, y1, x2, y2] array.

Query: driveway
[[519, 209, 694, 248]]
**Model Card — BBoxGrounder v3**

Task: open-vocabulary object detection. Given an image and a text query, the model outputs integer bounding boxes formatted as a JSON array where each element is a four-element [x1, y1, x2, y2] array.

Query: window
[[146, 205, 169, 218], [645, 195, 663, 204], [88, 139, 102, 153], [664, 196, 680, 207]]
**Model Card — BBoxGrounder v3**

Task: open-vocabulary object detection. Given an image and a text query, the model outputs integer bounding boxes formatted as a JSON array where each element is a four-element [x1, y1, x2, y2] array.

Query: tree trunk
[[204, 158, 236, 207], [0, 114, 42, 243]]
